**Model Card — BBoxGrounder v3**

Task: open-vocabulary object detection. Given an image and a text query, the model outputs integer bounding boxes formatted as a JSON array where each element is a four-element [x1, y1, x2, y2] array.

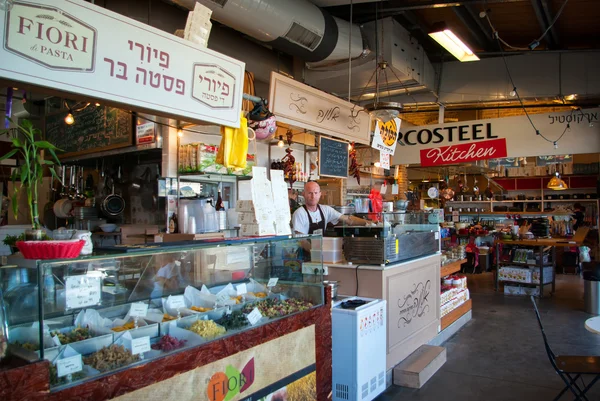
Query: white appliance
[[332, 297, 387, 401]]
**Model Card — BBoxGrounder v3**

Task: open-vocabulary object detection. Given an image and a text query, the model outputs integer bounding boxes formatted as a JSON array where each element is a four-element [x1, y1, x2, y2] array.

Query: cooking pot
[[323, 280, 339, 299], [101, 184, 125, 217]]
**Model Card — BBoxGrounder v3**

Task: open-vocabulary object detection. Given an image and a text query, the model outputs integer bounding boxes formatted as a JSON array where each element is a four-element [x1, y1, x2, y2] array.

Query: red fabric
[[368, 190, 383, 221], [465, 236, 479, 268]]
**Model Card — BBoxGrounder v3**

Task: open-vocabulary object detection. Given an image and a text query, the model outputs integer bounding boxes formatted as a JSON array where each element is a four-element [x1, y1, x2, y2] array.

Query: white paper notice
[[267, 278, 278, 287], [129, 302, 149, 318], [380, 183, 388, 195], [247, 307, 263, 325], [391, 184, 399, 195], [65, 275, 101, 310], [216, 292, 230, 304], [57, 354, 83, 377], [236, 283, 248, 296], [131, 336, 151, 355], [170, 295, 186, 309]]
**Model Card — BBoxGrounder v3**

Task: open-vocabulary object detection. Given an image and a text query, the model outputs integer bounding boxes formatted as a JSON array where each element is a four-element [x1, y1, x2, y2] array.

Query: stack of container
[[311, 238, 344, 263]]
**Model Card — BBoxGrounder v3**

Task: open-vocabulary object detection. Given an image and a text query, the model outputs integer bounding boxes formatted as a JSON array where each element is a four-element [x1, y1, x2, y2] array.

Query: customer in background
[[292, 181, 369, 235], [573, 203, 586, 231]]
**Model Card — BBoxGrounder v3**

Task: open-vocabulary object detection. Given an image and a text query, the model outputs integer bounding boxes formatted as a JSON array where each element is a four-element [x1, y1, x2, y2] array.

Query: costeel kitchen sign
[[392, 108, 600, 165], [0, 0, 245, 127]]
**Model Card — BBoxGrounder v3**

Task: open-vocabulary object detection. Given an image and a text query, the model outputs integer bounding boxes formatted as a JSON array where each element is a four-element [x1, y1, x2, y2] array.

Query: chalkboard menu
[[319, 136, 349, 179], [45, 106, 133, 157], [488, 158, 519, 168]]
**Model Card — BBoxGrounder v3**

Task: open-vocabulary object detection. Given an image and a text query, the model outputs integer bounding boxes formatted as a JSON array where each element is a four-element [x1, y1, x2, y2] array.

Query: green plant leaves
[[0, 148, 18, 161], [34, 140, 58, 150]]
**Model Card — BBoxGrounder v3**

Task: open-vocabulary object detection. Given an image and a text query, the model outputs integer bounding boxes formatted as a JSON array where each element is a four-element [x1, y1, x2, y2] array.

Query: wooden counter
[[497, 227, 589, 247]]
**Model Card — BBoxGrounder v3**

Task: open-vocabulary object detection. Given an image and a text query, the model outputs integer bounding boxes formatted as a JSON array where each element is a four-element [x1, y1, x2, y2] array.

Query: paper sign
[[380, 152, 390, 170], [267, 278, 278, 287], [131, 336, 151, 355], [452, 211, 459, 222], [129, 302, 149, 318], [435, 232, 439, 240], [372, 118, 401, 155], [65, 275, 102, 310], [391, 184, 398, 195], [380, 183, 388, 195], [57, 354, 83, 377], [236, 283, 248, 296], [247, 307, 263, 325], [170, 295, 186, 309], [216, 291, 230, 304]]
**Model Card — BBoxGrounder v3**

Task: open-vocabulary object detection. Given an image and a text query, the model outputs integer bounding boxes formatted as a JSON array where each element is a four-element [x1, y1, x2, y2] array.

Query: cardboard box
[[240, 223, 276, 237]]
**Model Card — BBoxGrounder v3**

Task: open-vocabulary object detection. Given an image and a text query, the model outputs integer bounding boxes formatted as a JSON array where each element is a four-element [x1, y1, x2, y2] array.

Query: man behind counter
[[292, 181, 370, 234]]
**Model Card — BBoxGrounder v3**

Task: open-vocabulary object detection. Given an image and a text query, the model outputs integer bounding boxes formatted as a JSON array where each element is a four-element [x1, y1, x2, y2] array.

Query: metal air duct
[[171, 0, 367, 64]]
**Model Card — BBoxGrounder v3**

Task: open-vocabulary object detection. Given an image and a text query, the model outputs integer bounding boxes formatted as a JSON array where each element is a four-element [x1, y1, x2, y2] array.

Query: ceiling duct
[[171, 0, 367, 64]]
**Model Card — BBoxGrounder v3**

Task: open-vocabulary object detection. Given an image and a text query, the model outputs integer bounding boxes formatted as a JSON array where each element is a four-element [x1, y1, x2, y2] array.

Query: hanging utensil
[[100, 183, 125, 217], [60, 166, 67, 197], [100, 159, 105, 177]]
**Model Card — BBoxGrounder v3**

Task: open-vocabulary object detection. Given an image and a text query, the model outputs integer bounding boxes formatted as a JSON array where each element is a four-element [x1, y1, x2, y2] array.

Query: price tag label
[[169, 295, 186, 309], [131, 336, 151, 355], [247, 307, 263, 326], [57, 354, 83, 377], [267, 278, 278, 288], [129, 302, 149, 318], [65, 275, 102, 310], [236, 283, 248, 296], [216, 291, 230, 304], [435, 232, 439, 240]]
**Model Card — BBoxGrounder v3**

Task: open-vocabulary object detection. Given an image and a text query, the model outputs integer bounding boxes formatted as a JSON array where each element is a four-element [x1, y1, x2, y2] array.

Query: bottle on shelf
[[215, 189, 225, 211]]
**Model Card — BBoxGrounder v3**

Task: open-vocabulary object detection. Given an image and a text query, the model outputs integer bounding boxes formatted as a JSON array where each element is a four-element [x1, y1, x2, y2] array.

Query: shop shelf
[[440, 299, 472, 331], [441, 258, 466, 277], [498, 279, 554, 286]]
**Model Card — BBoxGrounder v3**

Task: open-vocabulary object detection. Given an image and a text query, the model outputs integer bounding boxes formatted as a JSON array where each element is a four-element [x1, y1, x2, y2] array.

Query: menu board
[[536, 155, 572, 166], [319, 136, 349, 179], [45, 106, 133, 158]]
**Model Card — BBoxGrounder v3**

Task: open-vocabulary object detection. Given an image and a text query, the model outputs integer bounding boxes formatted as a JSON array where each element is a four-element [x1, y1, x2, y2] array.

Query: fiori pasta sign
[[4, 1, 96, 71], [207, 358, 255, 401], [420, 138, 507, 167]]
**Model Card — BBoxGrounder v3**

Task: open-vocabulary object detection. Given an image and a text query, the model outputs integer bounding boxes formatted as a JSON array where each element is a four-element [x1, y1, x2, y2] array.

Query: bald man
[[292, 181, 369, 235]]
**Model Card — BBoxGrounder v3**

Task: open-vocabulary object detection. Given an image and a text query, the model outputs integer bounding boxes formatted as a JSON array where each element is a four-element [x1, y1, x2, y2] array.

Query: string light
[[64, 112, 75, 125], [509, 87, 517, 97], [95, 102, 101, 107], [177, 128, 183, 138], [277, 135, 285, 147]]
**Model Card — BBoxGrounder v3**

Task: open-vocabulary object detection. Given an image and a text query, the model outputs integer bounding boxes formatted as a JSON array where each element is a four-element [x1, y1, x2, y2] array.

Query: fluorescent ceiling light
[[428, 29, 479, 62]]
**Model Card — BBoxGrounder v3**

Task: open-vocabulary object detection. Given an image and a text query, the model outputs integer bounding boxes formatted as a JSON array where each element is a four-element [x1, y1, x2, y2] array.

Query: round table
[[585, 316, 600, 334]]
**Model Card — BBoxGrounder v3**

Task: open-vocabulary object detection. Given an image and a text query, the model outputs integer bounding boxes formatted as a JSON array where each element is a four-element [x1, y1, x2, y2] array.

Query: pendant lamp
[[547, 172, 568, 191]]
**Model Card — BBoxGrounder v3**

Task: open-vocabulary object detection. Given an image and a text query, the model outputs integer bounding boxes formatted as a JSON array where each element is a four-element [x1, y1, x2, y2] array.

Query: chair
[[531, 296, 600, 400]]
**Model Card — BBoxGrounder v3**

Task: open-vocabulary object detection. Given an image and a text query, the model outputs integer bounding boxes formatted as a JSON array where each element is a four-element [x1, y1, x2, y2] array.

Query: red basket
[[16, 240, 85, 260]]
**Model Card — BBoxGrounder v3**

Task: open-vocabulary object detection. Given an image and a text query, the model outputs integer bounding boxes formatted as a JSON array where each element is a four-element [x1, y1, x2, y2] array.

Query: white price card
[[216, 291, 230, 304], [247, 307, 263, 326], [391, 184, 399, 195], [131, 336, 151, 355], [267, 278, 278, 288], [65, 275, 102, 310], [236, 283, 248, 296], [170, 295, 186, 309], [129, 302, 149, 318], [57, 354, 83, 377], [435, 232, 440, 240]]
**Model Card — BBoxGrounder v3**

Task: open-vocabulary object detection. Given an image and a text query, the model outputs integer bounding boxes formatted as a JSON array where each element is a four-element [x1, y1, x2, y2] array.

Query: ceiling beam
[[452, 6, 495, 51], [539, 0, 560, 48], [530, 0, 558, 48]]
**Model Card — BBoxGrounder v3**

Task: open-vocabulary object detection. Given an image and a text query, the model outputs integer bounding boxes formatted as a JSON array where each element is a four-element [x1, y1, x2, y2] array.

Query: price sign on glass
[[65, 275, 102, 310]]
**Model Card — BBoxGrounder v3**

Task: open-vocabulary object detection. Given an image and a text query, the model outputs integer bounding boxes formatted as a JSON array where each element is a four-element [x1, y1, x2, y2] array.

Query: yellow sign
[[372, 117, 401, 155]]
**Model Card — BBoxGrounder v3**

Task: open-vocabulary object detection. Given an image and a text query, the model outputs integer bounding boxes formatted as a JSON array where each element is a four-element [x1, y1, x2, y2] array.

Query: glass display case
[[325, 211, 441, 265], [0, 235, 323, 389]]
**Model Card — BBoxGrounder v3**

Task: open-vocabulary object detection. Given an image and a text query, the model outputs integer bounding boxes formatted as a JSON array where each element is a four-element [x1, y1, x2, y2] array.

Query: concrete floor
[[378, 272, 600, 401]]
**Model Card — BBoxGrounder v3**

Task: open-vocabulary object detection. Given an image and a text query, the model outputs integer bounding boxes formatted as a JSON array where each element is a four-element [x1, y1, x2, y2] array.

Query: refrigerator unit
[[332, 297, 387, 401]]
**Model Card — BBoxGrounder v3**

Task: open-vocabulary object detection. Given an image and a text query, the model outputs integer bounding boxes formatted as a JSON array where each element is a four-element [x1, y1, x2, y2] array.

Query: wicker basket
[[16, 240, 85, 260]]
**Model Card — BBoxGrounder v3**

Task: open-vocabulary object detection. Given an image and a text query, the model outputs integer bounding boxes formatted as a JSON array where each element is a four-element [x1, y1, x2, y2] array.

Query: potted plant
[[0, 117, 62, 240]]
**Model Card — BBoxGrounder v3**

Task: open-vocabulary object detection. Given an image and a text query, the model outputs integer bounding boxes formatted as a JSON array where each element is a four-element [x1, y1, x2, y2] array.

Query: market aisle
[[378, 273, 600, 401]]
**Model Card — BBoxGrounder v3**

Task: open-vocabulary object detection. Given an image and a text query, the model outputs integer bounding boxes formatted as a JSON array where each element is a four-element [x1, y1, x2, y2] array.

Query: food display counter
[[0, 235, 331, 401]]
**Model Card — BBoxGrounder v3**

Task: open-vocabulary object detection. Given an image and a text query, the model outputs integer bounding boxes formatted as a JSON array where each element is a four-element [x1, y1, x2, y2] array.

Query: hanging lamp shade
[[547, 172, 568, 190], [363, 101, 403, 123]]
